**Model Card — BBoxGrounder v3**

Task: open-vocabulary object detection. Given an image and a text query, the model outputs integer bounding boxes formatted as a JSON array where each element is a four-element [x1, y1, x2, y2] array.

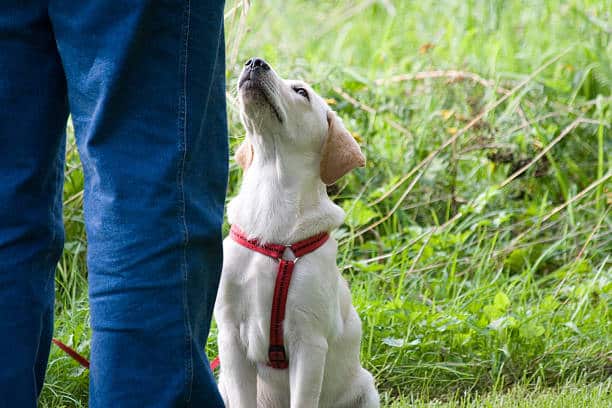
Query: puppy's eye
[[293, 87, 309, 100]]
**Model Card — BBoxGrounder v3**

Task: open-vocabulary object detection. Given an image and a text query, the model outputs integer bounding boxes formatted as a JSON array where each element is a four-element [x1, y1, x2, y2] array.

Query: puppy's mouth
[[239, 77, 284, 124]]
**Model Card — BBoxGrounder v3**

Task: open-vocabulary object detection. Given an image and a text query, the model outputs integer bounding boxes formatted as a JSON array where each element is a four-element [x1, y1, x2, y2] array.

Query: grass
[[42, 0, 611, 406], [387, 380, 612, 407]]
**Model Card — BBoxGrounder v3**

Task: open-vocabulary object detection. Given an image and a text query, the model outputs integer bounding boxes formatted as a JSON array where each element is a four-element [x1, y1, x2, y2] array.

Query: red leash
[[229, 225, 329, 369], [52, 338, 90, 369], [52, 339, 222, 372], [210, 355, 220, 371], [52, 226, 328, 372]]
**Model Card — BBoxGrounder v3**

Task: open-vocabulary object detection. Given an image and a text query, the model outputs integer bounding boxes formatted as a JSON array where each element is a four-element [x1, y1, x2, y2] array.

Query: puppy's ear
[[235, 139, 254, 171], [320, 111, 365, 185]]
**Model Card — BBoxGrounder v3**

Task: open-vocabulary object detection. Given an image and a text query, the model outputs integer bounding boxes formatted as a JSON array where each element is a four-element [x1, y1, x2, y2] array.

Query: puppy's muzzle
[[239, 57, 270, 89]]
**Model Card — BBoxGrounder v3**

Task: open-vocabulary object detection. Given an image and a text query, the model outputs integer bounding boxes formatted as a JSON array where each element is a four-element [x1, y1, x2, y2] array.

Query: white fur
[[214, 62, 379, 408]]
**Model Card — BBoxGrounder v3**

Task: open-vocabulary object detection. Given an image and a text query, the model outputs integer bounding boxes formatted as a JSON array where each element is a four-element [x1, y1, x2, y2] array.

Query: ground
[[42, 1, 610, 407]]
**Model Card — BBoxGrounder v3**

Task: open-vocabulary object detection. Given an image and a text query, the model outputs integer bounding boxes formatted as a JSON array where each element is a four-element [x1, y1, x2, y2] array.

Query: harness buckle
[[281, 246, 298, 263], [268, 345, 287, 364]]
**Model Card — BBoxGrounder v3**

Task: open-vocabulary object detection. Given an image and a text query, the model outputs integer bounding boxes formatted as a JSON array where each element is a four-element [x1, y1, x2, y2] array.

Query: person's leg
[[0, 2, 68, 407], [49, 0, 227, 406]]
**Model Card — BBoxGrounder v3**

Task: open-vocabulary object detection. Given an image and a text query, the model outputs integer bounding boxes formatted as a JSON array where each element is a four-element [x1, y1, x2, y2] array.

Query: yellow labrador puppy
[[214, 57, 379, 408]]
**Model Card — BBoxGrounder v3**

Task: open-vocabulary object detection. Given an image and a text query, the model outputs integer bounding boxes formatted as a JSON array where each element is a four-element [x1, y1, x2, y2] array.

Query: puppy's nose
[[245, 57, 270, 71]]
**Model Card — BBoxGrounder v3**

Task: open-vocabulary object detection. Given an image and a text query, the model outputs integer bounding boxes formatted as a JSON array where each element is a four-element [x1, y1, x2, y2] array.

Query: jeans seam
[[199, 21, 224, 167], [178, 0, 193, 404]]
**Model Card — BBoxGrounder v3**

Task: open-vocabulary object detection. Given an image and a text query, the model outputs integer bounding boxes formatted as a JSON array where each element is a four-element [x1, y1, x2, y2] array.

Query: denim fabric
[[0, 1, 227, 407]]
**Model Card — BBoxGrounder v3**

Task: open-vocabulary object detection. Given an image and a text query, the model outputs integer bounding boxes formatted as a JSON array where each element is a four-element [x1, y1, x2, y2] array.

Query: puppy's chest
[[222, 244, 339, 362]]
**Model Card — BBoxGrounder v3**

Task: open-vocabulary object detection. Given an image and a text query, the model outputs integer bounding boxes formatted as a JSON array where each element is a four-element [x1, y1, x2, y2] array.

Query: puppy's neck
[[227, 140, 345, 244]]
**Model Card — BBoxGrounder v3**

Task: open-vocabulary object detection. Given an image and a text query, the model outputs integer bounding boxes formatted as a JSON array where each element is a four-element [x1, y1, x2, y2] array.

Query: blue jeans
[[0, 1, 227, 407]]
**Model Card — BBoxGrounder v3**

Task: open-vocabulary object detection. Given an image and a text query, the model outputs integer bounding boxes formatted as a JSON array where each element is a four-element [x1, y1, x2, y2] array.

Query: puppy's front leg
[[289, 339, 328, 408], [218, 328, 257, 408]]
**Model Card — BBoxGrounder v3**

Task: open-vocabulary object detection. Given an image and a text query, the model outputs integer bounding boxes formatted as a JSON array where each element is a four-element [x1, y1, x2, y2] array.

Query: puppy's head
[[236, 57, 365, 185]]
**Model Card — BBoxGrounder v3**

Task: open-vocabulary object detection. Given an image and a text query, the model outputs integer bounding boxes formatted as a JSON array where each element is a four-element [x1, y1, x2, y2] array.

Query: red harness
[[229, 225, 330, 369]]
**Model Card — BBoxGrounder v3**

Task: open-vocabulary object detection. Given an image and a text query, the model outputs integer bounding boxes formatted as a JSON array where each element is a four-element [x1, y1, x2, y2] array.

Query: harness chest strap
[[229, 225, 330, 369]]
